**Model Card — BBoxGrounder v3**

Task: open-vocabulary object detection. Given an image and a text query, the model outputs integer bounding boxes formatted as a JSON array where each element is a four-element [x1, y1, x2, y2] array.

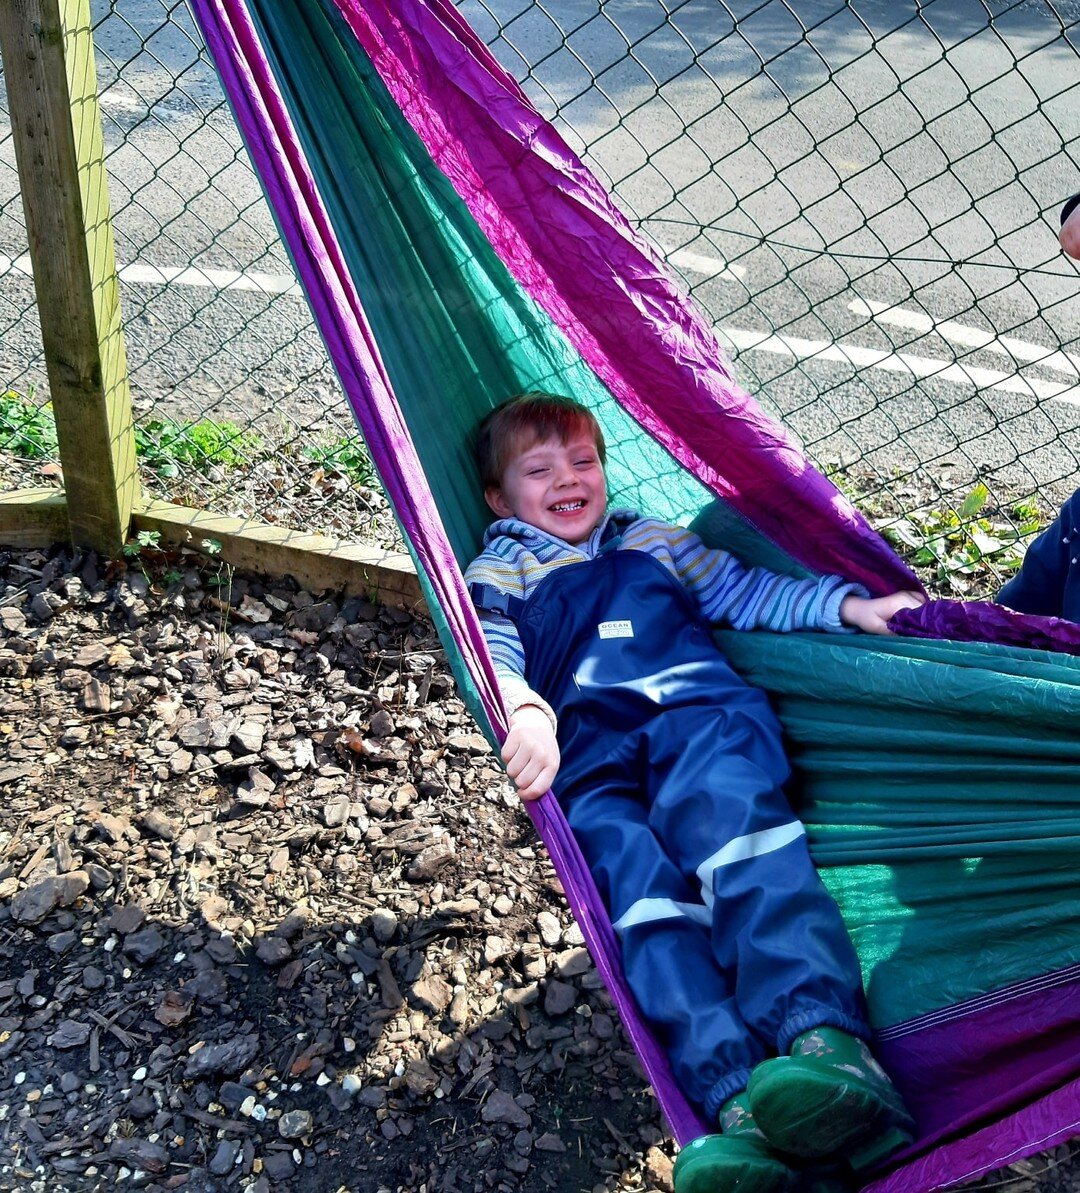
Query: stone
[[231, 721, 265, 753], [543, 980, 576, 1016], [154, 990, 195, 1027], [484, 935, 509, 966], [278, 1108, 313, 1139], [80, 677, 111, 713], [370, 908, 397, 944], [481, 1089, 531, 1129], [209, 1139, 241, 1177], [11, 871, 89, 925], [407, 837, 454, 881], [178, 718, 215, 748], [48, 1020, 91, 1049], [556, 948, 592, 978], [109, 904, 147, 935], [138, 809, 179, 841], [645, 1145, 675, 1191], [537, 911, 562, 946], [255, 936, 292, 967], [368, 709, 394, 737], [262, 1152, 295, 1181], [410, 974, 453, 1015], [184, 1034, 260, 1079], [322, 795, 350, 827]]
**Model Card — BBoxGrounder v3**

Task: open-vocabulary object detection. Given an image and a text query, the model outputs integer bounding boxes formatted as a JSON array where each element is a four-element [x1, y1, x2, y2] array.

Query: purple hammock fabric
[[890, 599, 1080, 655], [187, 0, 1079, 1185], [335, 0, 920, 602]]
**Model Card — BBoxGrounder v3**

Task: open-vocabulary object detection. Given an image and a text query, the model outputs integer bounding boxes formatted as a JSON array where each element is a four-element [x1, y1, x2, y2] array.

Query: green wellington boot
[[673, 1092, 802, 1193], [672, 1132, 800, 1193], [746, 1028, 915, 1172]]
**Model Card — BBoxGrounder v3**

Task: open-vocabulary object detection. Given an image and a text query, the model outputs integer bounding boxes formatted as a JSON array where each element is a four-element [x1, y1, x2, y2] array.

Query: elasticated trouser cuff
[[776, 1008, 870, 1057], [702, 1068, 754, 1122], [700, 1008, 871, 1122]]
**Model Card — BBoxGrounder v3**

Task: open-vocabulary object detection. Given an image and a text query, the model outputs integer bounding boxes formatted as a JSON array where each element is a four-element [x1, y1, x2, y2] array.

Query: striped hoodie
[[465, 508, 867, 724]]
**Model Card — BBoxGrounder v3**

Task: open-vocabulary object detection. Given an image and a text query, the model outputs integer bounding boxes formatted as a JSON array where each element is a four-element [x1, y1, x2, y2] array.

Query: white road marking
[[0, 255, 32, 279], [668, 248, 746, 280], [717, 324, 1080, 406], [3, 248, 1075, 405], [850, 297, 1080, 380], [117, 261, 303, 295], [0, 252, 302, 296]]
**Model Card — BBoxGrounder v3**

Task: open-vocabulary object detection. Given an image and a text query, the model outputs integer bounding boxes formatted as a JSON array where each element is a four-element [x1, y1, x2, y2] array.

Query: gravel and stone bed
[[0, 543, 1076, 1192]]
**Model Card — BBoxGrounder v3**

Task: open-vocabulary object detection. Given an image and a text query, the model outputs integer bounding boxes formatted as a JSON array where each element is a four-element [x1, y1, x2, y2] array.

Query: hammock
[[188, 1, 1080, 1187]]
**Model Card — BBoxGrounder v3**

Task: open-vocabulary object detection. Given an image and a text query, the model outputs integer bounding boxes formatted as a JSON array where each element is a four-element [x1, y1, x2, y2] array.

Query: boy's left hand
[[840, 591, 925, 635]]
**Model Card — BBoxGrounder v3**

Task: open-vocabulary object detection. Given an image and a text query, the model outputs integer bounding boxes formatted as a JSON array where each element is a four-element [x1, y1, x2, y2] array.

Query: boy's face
[[485, 431, 607, 545]]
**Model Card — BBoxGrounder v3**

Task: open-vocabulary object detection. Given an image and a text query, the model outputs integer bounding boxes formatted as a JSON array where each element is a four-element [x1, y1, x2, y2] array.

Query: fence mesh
[[0, 0, 1078, 596]]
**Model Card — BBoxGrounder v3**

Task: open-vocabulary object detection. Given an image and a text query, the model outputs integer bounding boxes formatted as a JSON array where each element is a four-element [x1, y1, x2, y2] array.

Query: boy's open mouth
[[550, 500, 586, 512]]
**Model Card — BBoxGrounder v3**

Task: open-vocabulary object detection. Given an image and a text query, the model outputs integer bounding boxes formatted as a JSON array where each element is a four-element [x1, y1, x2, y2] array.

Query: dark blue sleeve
[[997, 489, 1080, 619]]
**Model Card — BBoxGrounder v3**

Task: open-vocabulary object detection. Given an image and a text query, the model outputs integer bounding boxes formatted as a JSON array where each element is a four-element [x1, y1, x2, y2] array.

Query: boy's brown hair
[[476, 392, 606, 490]]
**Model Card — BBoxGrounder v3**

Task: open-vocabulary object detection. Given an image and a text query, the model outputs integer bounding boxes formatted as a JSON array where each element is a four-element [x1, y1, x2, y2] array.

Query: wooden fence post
[[0, 0, 137, 556]]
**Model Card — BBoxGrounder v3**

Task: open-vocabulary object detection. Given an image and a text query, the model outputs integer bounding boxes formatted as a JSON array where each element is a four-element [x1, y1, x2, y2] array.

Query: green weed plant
[[881, 483, 1038, 589], [303, 436, 377, 487], [136, 418, 261, 478], [0, 390, 57, 459]]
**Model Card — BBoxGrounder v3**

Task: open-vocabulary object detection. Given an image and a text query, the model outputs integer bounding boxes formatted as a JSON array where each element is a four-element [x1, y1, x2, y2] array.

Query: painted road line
[[116, 262, 303, 295], [0, 255, 32, 279], [0, 253, 301, 296], [718, 325, 1080, 406], [668, 248, 746, 281], [850, 297, 1080, 379]]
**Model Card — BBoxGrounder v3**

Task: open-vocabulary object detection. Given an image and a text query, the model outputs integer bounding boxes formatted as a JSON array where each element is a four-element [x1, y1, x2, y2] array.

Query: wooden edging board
[[0, 489, 426, 615]]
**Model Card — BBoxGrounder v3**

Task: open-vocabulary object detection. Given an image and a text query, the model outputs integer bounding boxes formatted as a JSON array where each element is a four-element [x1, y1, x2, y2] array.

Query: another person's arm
[[997, 489, 1080, 619], [1061, 193, 1080, 260]]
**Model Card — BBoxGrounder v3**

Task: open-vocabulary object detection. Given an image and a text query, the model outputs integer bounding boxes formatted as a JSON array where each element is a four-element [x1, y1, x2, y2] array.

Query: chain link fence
[[1, 0, 1078, 595]]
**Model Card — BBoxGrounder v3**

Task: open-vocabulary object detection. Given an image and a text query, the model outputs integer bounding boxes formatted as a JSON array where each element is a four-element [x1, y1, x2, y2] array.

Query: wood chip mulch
[[0, 544, 1076, 1192]]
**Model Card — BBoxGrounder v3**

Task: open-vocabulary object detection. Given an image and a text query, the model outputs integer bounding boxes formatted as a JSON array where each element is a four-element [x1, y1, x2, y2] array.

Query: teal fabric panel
[[718, 629, 1080, 1027], [246, 0, 711, 569]]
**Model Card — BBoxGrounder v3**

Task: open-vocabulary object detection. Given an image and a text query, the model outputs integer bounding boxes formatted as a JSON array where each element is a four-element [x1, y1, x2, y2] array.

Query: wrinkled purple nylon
[[873, 964, 1080, 1170], [187, 0, 1080, 1182], [890, 599, 1080, 655], [865, 1076, 1080, 1193]]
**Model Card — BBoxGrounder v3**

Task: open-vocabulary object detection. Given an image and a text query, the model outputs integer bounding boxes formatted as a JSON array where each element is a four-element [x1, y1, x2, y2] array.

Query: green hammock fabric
[[244, 0, 1080, 1037], [720, 629, 1080, 1027], [253, 0, 711, 572], [208, 0, 1080, 1166]]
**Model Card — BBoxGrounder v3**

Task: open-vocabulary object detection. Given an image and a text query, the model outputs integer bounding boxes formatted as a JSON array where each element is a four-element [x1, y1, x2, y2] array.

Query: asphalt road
[[0, 0, 1078, 500]]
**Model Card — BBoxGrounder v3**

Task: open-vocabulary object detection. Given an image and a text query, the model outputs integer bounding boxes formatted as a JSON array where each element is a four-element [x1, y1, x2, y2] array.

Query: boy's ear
[[485, 486, 513, 519]]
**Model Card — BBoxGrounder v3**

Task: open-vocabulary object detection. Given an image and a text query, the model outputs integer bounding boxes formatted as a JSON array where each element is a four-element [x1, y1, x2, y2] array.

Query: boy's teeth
[[552, 501, 584, 511]]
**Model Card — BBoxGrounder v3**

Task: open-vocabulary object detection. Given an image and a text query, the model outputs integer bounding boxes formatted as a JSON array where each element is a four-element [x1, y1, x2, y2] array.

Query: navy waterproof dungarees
[[997, 488, 1080, 621], [476, 539, 868, 1119]]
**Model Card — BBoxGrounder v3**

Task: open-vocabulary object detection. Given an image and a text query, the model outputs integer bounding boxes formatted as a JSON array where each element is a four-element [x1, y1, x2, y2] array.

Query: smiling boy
[[465, 392, 921, 1192]]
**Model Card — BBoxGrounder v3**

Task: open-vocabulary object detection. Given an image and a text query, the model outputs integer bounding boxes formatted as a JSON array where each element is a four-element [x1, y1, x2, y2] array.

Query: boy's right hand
[[502, 705, 560, 801]]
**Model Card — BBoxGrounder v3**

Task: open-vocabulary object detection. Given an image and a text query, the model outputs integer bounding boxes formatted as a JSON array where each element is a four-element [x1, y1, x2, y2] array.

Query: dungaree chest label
[[598, 620, 634, 639]]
